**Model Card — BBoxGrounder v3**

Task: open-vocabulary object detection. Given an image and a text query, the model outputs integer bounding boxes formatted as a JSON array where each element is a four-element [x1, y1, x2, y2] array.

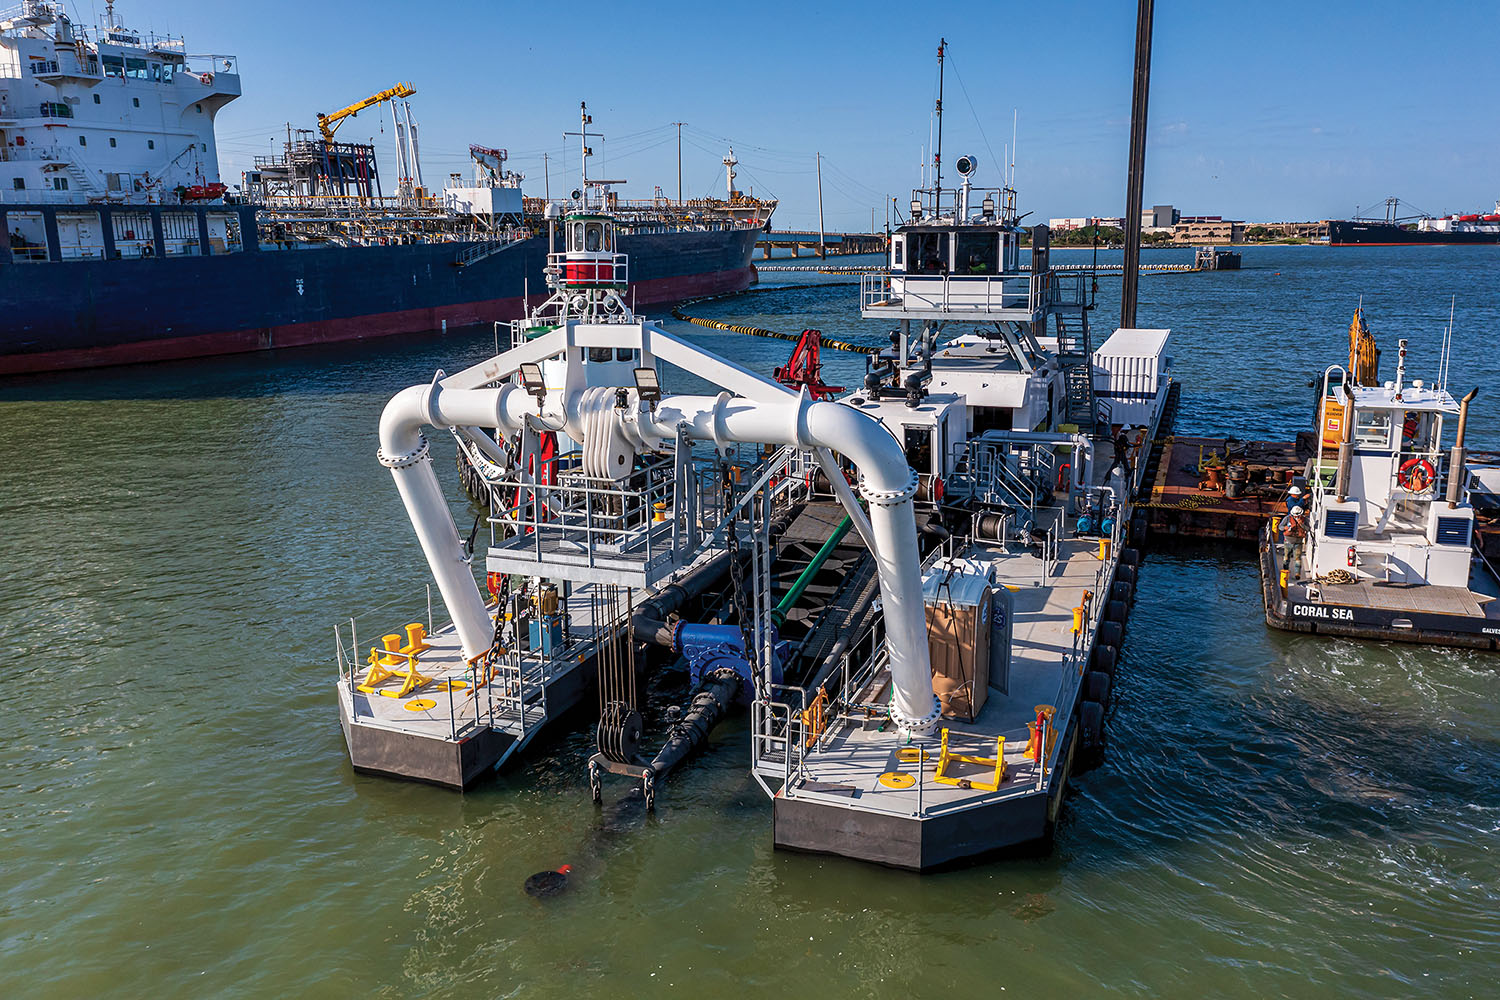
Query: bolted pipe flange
[[858, 468, 919, 507], [889, 694, 942, 737], [378, 433, 430, 470]]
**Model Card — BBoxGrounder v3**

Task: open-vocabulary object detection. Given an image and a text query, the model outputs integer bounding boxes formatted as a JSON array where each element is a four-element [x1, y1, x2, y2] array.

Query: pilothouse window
[[904, 426, 933, 474], [910, 232, 949, 274], [955, 232, 999, 275], [1354, 409, 1393, 449], [585, 224, 602, 252]]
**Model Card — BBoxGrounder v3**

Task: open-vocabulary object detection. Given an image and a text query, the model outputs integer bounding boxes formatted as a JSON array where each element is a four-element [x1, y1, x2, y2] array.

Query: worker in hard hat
[[1281, 503, 1309, 578]]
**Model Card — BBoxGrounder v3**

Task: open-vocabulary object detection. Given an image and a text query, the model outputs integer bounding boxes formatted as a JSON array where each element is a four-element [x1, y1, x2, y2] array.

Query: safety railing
[[548, 251, 628, 287], [184, 53, 238, 76], [861, 271, 1038, 315]]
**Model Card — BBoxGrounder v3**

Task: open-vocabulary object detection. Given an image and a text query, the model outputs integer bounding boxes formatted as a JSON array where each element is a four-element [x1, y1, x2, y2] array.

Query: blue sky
[[92, 0, 1499, 230]]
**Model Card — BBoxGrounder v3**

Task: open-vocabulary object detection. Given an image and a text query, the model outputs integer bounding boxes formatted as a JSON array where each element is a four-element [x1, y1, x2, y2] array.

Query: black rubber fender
[[1096, 620, 1124, 649], [1119, 547, 1141, 568], [1090, 644, 1118, 679], [1080, 700, 1106, 755], [1105, 599, 1129, 624], [1115, 564, 1138, 586], [1085, 670, 1112, 705], [1110, 580, 1135, 606]]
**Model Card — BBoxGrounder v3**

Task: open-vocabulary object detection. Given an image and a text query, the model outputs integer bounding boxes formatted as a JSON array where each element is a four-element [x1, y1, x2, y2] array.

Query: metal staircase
[[454, 233, 526, 268], [1056, 311, 1100, 430]]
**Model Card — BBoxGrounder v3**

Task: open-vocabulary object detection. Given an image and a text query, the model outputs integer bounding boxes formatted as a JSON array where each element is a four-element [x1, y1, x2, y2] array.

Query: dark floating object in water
[[524, 865, 572, 898]]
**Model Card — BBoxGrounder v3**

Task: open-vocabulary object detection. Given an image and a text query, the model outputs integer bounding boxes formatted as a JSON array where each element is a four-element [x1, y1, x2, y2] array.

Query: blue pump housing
[[674, 622, 788, 703]]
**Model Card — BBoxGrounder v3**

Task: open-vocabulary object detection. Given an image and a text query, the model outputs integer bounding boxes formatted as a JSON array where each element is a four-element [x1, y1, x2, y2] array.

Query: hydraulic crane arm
[[316, 82, 415, 143]]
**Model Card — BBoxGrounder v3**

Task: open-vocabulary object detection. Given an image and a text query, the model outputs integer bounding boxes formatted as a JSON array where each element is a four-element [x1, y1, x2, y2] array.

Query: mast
[[579, 102, 591, 204], [674, 121, 684, 204], [934, 38, 946, 210], [1120, 0, 1153, 330]]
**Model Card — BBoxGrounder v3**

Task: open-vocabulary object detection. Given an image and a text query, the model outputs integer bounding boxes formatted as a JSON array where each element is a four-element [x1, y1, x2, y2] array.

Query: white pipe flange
[[378, 433, 430, 470], [889, 695, 943, 737], [709, 391, 733, 458], [858, 468, 919, 507]]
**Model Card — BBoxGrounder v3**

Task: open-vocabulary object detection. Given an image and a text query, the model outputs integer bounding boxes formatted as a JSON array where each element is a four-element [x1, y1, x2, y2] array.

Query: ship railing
[[145, 33, 186, 56], [184, 53, 237, 76], [861, 270, 1037, 314], [455, 230, 527, 267], [546, 251, 629, 287]]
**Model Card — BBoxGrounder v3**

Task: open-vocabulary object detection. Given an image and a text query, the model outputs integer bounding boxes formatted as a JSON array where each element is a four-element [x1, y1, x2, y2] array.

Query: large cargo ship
[[1327, 199, 1500, 245], [0, 3, 772, 375]]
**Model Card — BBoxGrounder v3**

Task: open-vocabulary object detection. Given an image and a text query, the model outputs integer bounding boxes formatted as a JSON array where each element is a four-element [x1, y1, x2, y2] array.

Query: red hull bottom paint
[[0, 267, 753, 375]]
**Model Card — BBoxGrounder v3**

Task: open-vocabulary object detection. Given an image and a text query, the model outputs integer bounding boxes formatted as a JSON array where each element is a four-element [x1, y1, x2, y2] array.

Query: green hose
[[771, 515, 852, 625]]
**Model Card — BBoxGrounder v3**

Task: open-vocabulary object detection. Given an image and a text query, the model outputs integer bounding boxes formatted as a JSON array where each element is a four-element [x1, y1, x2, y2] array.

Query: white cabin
[[0, 2, 239, 205]]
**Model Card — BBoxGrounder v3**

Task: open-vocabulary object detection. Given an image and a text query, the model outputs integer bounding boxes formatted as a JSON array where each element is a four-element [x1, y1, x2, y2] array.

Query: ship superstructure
[[1261, 309, 1500, 647], [0, 15, 775, 375], [0, 1, 238, 203]]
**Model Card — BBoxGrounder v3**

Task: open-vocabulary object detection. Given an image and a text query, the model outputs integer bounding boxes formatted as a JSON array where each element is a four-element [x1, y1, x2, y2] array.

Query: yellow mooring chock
[[934, 728, 1006, 792]]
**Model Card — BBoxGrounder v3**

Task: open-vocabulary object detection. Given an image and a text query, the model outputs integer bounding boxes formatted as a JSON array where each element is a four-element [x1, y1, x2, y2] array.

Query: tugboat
[[1260, 308, 1499, 649]]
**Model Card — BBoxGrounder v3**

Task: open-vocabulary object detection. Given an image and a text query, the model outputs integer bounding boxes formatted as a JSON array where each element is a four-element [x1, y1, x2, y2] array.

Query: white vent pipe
[[378, 377, 941, 734]]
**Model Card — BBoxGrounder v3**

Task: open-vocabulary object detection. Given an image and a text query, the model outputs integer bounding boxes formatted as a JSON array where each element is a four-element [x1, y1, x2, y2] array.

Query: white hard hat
[[1288, 485, 1303, 495], [1291, 505, 1304, 515]]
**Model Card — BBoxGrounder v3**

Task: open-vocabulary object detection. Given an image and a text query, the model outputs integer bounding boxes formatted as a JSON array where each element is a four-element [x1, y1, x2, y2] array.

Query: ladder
[[489, 647, 549, 742], [1056, 311, 1099, 429]]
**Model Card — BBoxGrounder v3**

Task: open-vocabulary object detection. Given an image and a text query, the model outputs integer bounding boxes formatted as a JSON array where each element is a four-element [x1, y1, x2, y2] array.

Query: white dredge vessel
[[335, 80, 1175, 870]]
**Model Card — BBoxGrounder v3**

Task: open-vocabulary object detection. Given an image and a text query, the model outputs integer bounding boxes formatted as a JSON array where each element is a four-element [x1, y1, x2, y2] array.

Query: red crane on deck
[[773, 329, 843, 400]]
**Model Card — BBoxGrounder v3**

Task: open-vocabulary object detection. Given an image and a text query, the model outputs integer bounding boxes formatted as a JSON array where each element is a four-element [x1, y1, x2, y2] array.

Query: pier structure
[[757, 230, 887, 258]]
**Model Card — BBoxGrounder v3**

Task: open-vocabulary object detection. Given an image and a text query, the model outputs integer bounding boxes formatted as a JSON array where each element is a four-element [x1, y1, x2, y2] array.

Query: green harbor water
[[2, 246, 1499, 997]]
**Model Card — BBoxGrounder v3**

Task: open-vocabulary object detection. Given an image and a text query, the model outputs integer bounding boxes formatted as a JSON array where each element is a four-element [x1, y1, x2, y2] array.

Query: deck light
[[633, 366, 662, 408], [519, 362, 546, 403]]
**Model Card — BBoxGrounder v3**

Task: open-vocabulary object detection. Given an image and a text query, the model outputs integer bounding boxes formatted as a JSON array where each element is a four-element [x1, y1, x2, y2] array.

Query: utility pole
[[1121, 0, 1154, 331], [673, 121, 684, 204], [816, 152, 825, 259]]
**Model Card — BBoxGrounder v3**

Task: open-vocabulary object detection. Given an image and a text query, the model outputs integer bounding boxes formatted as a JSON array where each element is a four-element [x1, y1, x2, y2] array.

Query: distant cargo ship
[[1327, 200, 1500, 246], [0, 3, 773, 375]]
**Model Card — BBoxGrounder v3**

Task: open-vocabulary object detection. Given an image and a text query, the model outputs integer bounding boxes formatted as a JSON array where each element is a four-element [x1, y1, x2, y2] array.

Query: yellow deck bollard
[[399, 622, 430, 656], [1098, 538, 1112, 561], [378, 633, 404, 666]]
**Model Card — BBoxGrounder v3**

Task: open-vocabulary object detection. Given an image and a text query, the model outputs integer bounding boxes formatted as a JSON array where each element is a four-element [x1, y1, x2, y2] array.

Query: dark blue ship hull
[[0, 215, 760, 374]]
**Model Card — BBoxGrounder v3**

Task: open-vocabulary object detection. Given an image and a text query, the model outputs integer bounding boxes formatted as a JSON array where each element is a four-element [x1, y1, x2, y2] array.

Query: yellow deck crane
[[316, 82, 416, 143]]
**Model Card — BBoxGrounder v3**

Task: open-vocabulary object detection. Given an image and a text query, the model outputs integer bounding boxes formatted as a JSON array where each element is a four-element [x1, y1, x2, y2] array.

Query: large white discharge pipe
[[378, 373, 942, 733]]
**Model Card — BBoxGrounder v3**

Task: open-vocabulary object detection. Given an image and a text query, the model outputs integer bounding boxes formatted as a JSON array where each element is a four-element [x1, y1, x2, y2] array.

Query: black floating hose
[[646, 669, 742, 781]]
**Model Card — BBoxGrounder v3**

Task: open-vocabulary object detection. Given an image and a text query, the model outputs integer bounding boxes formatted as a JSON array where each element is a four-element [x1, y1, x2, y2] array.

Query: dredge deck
[[335, 591, 610, 789], [771, 534, 1118, 869]]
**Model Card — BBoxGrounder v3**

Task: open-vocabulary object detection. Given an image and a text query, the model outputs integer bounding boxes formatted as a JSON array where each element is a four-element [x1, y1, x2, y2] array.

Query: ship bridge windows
[[1354, 409, 1393, 449], [955, 232, 999, 275], [125, 57, 150, 80], [892, 237, 903, 269], [910, 231, 949, 274], [102, 54, 124, 77]]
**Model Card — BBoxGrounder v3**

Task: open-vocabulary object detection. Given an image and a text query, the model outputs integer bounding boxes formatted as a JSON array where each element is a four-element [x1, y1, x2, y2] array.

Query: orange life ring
[[1398, 457, 1434, 493]]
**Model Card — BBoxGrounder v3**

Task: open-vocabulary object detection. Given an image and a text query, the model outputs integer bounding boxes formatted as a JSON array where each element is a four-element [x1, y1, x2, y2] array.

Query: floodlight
[[518, 362, 546, 402], [633, 366, 662, 407]]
